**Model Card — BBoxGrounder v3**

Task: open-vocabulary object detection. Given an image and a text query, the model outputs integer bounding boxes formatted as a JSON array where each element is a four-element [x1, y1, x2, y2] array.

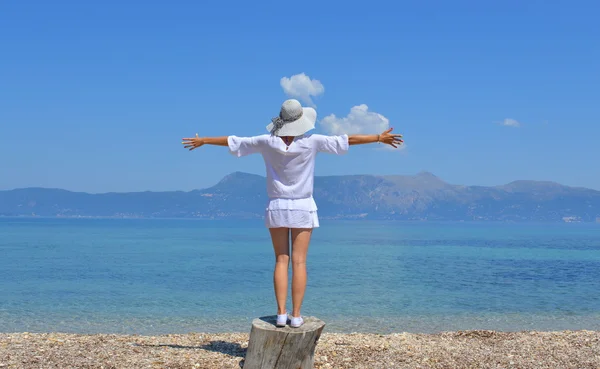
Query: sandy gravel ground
[[1, 330, 599, 368]]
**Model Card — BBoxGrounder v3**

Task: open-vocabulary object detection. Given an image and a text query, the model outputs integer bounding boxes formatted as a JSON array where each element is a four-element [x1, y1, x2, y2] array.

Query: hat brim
[[266, 107, 316, 136]]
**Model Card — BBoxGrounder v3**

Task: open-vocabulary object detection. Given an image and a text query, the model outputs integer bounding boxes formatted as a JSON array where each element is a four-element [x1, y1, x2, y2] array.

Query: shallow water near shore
[[1, 218, 599, 334]]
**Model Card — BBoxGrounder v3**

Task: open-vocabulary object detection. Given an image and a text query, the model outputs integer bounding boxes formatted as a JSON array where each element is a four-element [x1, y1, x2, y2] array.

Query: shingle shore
[[1, 330, 599, 368]]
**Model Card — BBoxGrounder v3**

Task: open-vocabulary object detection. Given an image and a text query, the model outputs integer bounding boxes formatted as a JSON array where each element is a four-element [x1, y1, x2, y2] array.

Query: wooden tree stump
[[243, 315, 326, 369]]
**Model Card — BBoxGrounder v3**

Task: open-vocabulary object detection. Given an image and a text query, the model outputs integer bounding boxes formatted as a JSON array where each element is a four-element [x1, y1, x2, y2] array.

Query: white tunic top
[[227, 134, 349, 213]]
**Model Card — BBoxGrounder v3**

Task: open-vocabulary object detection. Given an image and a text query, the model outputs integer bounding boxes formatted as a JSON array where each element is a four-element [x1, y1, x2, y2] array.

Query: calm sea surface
[[1, 218, 599, 334]]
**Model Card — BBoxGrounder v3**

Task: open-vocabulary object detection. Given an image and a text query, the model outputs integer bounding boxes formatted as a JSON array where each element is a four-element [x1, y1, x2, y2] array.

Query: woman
[[182, 99, 403, 328]]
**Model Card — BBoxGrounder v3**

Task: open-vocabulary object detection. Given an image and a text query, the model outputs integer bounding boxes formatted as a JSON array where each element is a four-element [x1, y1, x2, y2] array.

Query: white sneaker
[[290, 315, 304, 328], [276, 312, 289, 327]]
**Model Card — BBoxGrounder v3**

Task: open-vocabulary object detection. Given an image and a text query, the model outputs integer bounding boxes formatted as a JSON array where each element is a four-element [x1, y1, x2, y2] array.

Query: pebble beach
[[1, 330, 599, 369]]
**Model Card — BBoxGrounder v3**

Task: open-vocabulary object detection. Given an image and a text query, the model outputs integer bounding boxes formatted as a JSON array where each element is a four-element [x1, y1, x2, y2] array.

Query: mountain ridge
[[1, 172, 599, 222]]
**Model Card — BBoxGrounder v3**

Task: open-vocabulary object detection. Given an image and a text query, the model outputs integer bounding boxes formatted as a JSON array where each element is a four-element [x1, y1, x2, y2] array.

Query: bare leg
[[290, 228, 312, 317], [269, 227, 290, 315]]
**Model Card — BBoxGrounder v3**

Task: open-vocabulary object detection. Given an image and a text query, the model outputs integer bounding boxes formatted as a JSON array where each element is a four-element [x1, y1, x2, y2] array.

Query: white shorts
[[265, 209, 320, 229], [264, 197, 320, 229]]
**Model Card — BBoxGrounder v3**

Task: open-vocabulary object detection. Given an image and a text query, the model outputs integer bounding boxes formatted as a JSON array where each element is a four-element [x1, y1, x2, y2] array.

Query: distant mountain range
[[1, 172, 600, 222]]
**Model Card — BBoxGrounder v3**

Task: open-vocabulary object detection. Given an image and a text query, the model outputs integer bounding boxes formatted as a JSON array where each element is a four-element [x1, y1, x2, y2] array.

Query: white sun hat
[[266, 99, 317, 136]]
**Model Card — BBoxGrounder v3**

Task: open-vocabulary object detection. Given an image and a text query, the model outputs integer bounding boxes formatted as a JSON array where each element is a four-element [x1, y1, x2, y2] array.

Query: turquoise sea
[[1, 218, 599, 335]]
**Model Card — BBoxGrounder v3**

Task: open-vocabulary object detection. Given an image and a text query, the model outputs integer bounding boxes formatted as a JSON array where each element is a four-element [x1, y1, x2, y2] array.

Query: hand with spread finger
[[181, 133, 204, 151], [348, 127, 404, 147], [379, 128, 404, 148]]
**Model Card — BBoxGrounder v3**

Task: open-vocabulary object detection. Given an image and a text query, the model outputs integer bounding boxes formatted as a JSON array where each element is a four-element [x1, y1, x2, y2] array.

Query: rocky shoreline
[[1, 330, 599, 368]]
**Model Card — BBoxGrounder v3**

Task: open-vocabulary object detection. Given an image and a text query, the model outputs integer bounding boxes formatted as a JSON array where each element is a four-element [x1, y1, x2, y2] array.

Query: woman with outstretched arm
[[182, 99, 403, 328]]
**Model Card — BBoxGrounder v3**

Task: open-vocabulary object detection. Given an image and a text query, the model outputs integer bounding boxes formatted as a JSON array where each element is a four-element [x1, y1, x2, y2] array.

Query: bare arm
[[200, 136, 228, 146], [349, 128, 404, 148], [348, 134, 380, 145], [182, 134, 228, 150]]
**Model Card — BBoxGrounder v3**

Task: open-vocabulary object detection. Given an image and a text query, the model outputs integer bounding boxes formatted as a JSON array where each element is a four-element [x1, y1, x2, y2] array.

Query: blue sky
[[1, 0, 598, 193]]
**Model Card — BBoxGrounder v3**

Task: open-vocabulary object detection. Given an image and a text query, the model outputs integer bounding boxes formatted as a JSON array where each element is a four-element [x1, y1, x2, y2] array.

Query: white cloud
[[280, 73, 324, 107], [320, 104, 390, 135], [501, 118, 521, 127]]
